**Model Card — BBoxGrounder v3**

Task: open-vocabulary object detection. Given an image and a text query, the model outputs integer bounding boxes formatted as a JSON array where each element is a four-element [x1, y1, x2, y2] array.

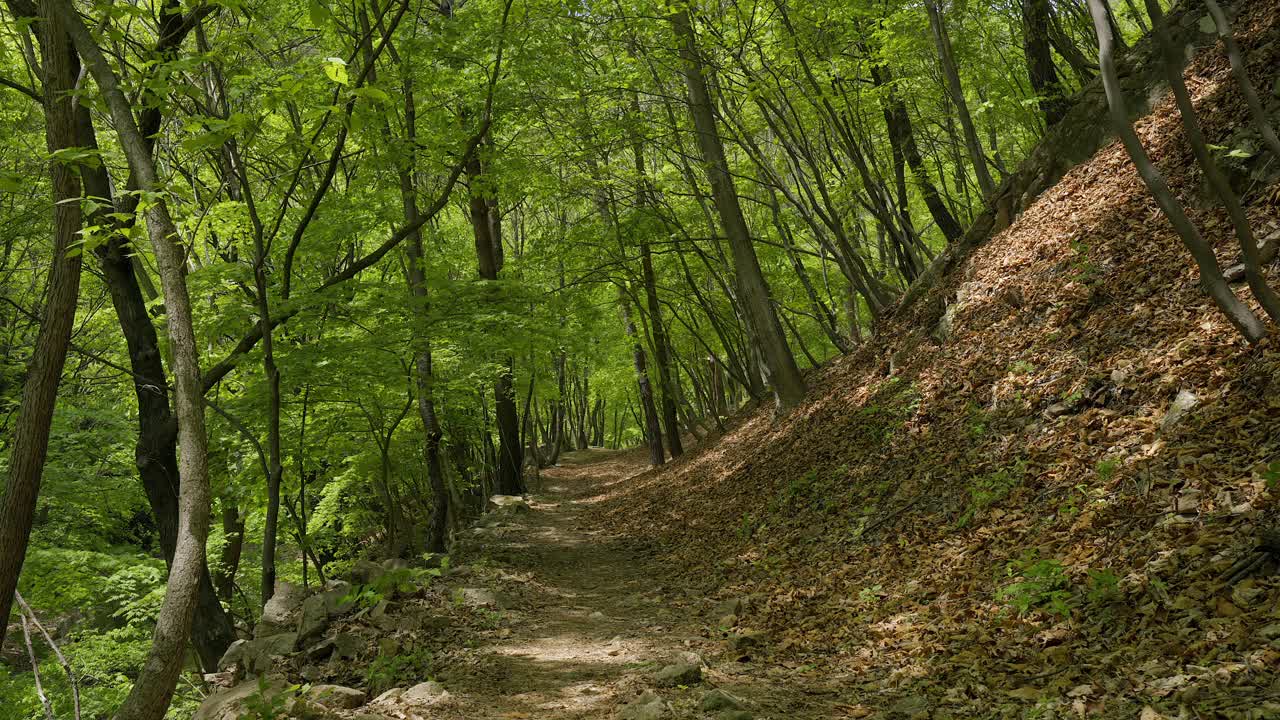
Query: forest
[[2, 0, 1279, 717]]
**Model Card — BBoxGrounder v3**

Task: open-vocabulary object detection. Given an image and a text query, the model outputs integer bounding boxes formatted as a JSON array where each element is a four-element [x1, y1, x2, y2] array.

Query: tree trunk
[[1086, 0, 1265, 342], [1023, 0, 1070, 126], [670, 8, 806, 411], [621, 290, 665, 465], [75, 50, 234, 678], [59, 3, 216, 717], [1143, 0, 1280, 322], [0, 0, 83, 652], [465, 150, 523, 495], [926, 0, 996, 200], [868, 58, 964, 243]]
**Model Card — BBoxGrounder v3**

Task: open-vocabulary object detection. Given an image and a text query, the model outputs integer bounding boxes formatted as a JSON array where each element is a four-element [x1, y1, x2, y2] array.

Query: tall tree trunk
[[629, 130, 684, 457], [214, 503, 244, 601], [59, 3, 217, 717], [1143, 0, 1280, 322], [1086, 0, 1265, 342], [670, 8, 806, 411], [73, 39, 234, 676], [399, 78, 450, 552], [926, 0, 997, 199], [1023, 0, 1070, 126], [0, 0, 83, 652], [465, 150, 524, 495], [868, 58, 964, 243], [620, 289, 665, 466]]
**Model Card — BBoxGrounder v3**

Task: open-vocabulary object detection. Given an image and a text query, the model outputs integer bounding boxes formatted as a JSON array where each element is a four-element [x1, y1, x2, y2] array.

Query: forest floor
[[420, 448, 844, 720]]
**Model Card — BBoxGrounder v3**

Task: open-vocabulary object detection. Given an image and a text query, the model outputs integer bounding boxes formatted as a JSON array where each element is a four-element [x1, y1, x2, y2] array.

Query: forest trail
[[425, 448, 845, 720]]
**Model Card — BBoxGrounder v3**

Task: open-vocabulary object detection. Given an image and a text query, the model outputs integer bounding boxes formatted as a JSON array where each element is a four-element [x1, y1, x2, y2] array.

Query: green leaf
[[323, 57, 349, 85]]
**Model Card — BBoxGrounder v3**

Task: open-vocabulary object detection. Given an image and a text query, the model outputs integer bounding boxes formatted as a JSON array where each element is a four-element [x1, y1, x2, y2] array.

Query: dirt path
[[420, 449, 847, 720]]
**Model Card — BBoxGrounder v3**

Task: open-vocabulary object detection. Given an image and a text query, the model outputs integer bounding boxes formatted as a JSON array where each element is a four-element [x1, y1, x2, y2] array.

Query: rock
[[305, 638, 336, 661], [653, 662, 701, 687], [620, 690, 667, 720], [217, 639, 248, 671], [382, 557, 409, 572], [193, 679, 288, 720], [888, 695, 929, 719], [320, 580, 356, 616], [457, 587, 506, 609], [588, 611, 607, 621], [307, 685, 366, 709], [676, 650, 704, 667], [701, 689, 745, 711], [1160, 390, 1200, 433], [296, 594, 331, 647], [373, 688, 404, 703], [712, 597, 744, 619], [348, 559, 386, 586], [255, 582, 305, 637], [402, 681, 448, 703], [333, 632, 362, 659], [728, 629, 766, 651], [488, 494, 530, 513], [370, 599, 397, 631], [245, 633, 297, 676], [378, 637, 399, 657]]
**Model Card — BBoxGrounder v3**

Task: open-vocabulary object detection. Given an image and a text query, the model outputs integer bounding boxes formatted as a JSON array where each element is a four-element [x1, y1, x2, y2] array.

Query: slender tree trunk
[[868, 59, 964, 243], [1143, 0, 1280, 322], [671, 8, 805, 410], [1022, 0, 1070, 126], [214, 503, 244, 601], [465, 150, 524, 494], [59, 3, 216, 717], [401, 128, 450, 553], [621, 290, 665, 465], [926, 0, 996, 199], [1086, 0, 1265, 342], [0, 1, 83, 651], [75, 49, 234, 677]]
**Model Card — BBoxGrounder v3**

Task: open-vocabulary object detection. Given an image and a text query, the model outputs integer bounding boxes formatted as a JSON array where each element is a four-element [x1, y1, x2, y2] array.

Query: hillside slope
[[592, 3, 1280, 718]]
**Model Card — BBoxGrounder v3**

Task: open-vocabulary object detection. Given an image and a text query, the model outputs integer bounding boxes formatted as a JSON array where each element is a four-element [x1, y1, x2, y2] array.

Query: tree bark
[[465, 150, 524, 494], [1086, 0, 1265, 342], [621, 289, 665, 466], [0, 0, 83, 652], [671, 8, 805, 411], [926, 0, 997, 199], [1022, 0, 1070, 126], [1144, 0, 1280, 323], [57, 3, 216, 717], [868, 58, 964, 243]]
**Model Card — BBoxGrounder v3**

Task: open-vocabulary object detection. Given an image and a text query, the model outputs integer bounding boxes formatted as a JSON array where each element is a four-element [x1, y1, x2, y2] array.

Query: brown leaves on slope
[[589, 4, 1280, 718]]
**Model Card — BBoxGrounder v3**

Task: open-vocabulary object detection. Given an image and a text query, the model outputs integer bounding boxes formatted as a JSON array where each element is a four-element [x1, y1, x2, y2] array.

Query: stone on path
[[701, 688, 745, 711], [457, 587, 507, 609], [308, 685, 367, 709], [402, 681, 448, 704], [654, 662, 701, 687], [620, 690, 667, 720]]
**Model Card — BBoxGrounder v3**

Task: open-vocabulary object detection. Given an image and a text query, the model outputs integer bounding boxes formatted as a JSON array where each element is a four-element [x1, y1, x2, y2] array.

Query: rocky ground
[[195, 449, 845, 720]]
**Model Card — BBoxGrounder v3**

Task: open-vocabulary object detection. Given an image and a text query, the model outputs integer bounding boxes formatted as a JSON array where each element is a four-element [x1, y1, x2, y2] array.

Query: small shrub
[[996, 553, 1072, 617], [957, 460, 1026, 527]]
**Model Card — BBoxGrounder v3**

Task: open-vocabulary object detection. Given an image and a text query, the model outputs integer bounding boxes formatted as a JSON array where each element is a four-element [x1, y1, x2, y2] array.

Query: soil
[[419, 448, 846, 719]]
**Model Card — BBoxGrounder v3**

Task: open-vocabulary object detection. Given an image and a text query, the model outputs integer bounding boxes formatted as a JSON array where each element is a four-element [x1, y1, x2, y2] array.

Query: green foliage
[[241, 676, 303, 720], [365, 647, 436, 694], [957, 460, 1027, 527], [996, 553, 1072, 618]]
